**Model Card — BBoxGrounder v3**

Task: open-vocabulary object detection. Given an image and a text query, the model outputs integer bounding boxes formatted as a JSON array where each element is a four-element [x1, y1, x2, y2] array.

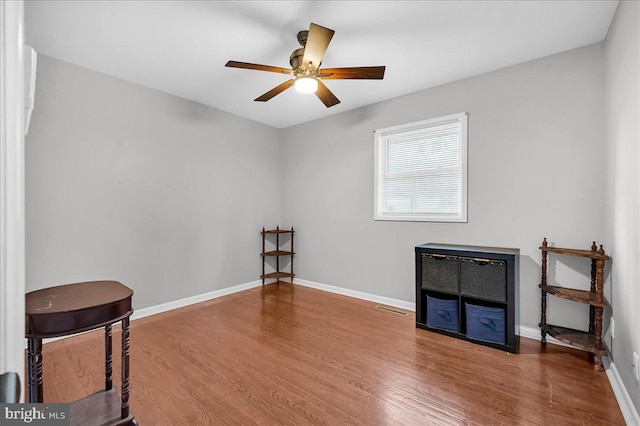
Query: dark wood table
[[26, 280, 137, 425]]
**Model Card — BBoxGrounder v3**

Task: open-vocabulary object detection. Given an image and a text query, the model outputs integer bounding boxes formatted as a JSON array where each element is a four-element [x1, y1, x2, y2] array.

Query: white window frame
[[374, 112, 468, 222]]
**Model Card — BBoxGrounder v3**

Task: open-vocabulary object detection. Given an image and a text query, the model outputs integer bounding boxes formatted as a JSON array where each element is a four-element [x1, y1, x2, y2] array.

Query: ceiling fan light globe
[[295, 77, 318, 94]]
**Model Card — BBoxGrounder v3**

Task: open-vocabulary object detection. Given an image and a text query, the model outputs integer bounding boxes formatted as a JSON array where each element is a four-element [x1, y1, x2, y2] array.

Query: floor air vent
[[374, 305, 409, 316]]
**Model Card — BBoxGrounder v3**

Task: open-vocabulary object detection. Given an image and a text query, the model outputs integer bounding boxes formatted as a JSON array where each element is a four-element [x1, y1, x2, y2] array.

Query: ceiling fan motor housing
[[289, 48, 305, 71]]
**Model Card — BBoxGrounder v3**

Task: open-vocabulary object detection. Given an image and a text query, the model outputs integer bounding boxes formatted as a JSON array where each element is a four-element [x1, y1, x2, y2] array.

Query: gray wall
[[282, 44, 605, 334], [604, 0, 640, 413], [26, 45, 612, 338], [25, 21, 638, 413], [26, 55, 282, 309]]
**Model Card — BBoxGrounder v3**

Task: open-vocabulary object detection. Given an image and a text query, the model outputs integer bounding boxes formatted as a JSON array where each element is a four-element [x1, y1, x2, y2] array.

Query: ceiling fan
[[225, 23, 386, 108]]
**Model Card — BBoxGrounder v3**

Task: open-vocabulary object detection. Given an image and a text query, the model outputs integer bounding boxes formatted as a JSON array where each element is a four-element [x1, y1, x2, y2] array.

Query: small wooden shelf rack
[[261, 226, 295, 285], [539, 238, 610, 370]]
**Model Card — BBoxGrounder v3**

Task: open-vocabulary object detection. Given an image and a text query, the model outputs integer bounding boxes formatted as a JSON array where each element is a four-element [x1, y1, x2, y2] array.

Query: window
[[374, 112, 468, 222]]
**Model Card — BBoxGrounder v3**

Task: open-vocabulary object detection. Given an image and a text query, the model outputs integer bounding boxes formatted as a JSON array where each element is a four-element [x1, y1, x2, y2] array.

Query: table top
[[416, 243, 520, 256], [26, 280, 133, 315], [26, 280, 133, 338]]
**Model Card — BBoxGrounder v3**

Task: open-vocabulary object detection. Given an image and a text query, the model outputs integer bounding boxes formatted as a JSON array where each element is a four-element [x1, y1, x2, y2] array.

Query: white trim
[[36, 276, 637, 422], [42, 280, 264, 344], [605, 359, 640, 426], [294, 278, 416, 312], [373, 112, 468, 223], [293, 282, 580, 347], [518, 325, 575, 349], [519, 325, 640, 424], [0, 0, 26, 402], [131, 280, 263, 321], [294, 282, 635, 423]]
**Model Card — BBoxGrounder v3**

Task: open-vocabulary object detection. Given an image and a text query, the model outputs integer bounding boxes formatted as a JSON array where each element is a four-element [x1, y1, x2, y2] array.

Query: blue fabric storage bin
[[465, 302, 505, 344], [426, 296, 459, 332]]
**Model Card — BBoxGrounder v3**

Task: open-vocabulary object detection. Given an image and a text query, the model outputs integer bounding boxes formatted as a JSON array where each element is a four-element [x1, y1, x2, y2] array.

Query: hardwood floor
[[39, 283, 624, 425]]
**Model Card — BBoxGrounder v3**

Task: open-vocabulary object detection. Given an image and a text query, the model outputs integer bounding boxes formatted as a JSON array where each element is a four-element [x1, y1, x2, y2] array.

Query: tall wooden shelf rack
[[261, 226, 295, 285], [539, 237, 610, 370]]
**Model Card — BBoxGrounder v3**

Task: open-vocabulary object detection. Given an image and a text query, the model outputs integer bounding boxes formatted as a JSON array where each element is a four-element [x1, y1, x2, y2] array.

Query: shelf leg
[[593, 305, 604, 370], [290, 227, 295, 284], [261, 227, 265, 286], [27, 338, 43, 403], [593, 354, 603, 371], [121, 317, 131, 419], [589, 257, 597, 335], [105, 324, 113, 391], [276, 227, 280, 285], [540, 291, 547, 345], [540, 238, 548, 344], [593, 249, 606, 370], [588, 257, 596, 364]]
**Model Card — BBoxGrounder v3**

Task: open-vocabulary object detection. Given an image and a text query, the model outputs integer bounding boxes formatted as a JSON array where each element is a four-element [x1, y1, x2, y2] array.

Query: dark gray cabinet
[[415, 243, 520, 353]]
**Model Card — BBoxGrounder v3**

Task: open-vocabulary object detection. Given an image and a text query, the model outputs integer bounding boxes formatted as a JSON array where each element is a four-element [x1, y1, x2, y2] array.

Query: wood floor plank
[[37, 283, 624, 425]]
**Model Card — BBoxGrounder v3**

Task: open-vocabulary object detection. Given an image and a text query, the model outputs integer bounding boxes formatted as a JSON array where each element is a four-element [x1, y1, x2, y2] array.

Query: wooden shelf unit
[[540, 325, 608, 355], [261, 226, 295, 285], [538, 285, 608, 307], [539, 238, 610, 370]]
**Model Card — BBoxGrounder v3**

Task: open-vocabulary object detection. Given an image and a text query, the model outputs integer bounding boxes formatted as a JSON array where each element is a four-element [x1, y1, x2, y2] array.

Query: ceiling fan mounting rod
[[297, 30, 309, 47]]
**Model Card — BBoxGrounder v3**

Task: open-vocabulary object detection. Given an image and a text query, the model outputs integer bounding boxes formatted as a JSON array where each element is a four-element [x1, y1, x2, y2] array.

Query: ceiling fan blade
[[301, 23, 335, 71], [315, 80, 340, 108], [254, 79, 296, 102], [226, 60, 293, 75], [320, 66, 386, 80]]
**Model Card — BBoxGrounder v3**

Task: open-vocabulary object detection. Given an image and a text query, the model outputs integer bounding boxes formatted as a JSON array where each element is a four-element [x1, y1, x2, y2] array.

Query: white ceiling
[[25, 1, 618, 129]]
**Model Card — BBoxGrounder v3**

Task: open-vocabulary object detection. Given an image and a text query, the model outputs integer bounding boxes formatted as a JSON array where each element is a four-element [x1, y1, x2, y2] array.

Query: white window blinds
[[374, 113, 467, 222]]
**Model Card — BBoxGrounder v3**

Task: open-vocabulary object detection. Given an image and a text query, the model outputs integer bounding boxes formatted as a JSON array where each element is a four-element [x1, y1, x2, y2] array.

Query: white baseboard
[[292, 284, 583, 349], [295, 280, 637, 424], [605, 359, 640, 426], [41, 280, 263, 344], [294, 279, 416, 312], [520, 326, 640, 426], [518, 325, 575, 349], [131, 280, 263, 321], [38, 277, 639, 424], [520, 322, 640, 423], [520, 326, 639, 425]]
